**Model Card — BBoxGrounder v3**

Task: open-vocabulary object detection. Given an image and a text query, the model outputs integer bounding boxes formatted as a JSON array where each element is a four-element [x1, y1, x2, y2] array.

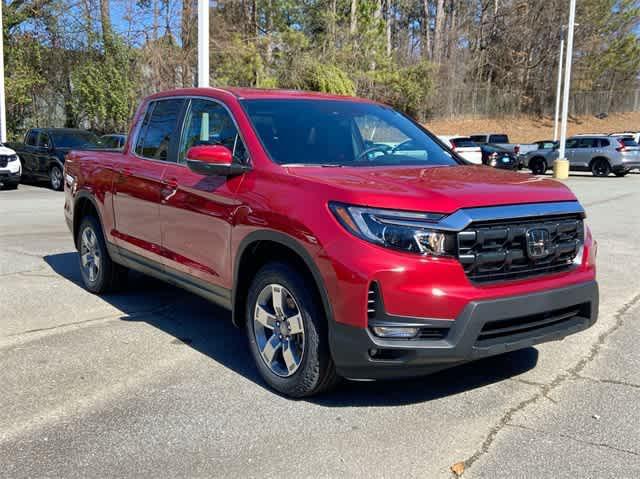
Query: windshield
[[51, 131, 102, 149], [240, 99, 460, 167]]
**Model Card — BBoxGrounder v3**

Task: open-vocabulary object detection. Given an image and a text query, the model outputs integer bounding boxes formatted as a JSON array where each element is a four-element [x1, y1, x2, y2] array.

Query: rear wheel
[[77, 216, 127, 293], [530, 157, 547, 175], [591, 158, 611, 177], [246, 262, 339, 397], [50, 164, 63, 190]]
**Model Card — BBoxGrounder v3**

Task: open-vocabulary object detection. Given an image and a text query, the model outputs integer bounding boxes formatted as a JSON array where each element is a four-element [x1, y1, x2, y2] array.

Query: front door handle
[[161, 177, 179, 201]]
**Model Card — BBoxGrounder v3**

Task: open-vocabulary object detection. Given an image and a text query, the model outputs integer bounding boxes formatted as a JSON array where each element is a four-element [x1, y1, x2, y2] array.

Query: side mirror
[[185, 145, 250, 176]]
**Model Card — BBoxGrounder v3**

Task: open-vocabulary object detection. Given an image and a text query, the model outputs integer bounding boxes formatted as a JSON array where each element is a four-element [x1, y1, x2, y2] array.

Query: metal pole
[[0, 0, 7, 143], [553, 38, 564, 142], [197, 0, 209, 88], [554, 0, 576, 179]]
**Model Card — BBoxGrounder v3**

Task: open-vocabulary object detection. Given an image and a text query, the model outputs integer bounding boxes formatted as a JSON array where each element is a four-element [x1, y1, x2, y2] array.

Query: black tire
[[591, 158, 611, 177], [530, 157, 547, 175], [50, 164, 63, 190], [77, 215, 127, 294], [3, 183, 18, 190], [246, 262, 339, 397], [614, 170, 628, 177]]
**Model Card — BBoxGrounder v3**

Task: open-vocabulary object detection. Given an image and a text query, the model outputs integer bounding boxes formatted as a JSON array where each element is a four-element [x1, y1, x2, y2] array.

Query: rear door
[[159, 97, 248, 292], [112, 98, 185, 264]]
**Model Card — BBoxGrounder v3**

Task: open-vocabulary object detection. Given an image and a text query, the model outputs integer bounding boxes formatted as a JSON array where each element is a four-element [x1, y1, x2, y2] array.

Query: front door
[[112, 98, 185, 264], [159, 98, 249, 293]]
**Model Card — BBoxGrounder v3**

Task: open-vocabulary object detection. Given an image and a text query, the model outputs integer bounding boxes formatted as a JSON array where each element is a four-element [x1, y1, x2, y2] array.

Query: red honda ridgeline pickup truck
[[64, 88, 599, 397]]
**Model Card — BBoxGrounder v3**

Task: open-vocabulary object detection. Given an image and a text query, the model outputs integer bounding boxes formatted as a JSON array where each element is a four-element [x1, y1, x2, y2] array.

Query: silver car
[[524, 135, 640, 177]]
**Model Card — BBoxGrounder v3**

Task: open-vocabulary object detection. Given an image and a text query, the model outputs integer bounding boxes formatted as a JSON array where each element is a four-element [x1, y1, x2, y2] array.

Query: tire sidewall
[[246, 263, 326, 397], [50, 165, 63, 190], [77, 216, 108, 293], [592, 159, 611, 177], [530, 158, 546, 175]]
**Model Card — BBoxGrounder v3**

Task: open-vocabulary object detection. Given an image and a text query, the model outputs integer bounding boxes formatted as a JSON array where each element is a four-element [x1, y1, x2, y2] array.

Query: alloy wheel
[[51, 166, 62, 190], [253, 283, 305, 377], [80, 226, 101, 283]]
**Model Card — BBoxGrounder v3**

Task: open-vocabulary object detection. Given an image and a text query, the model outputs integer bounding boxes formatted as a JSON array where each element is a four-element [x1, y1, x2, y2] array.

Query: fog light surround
[[371, 326, 419, 339]]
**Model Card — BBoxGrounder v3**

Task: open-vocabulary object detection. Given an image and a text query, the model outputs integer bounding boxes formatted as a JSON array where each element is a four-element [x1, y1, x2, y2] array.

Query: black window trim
[[133, 99, 186, 163], [131, 95, 251, 168]]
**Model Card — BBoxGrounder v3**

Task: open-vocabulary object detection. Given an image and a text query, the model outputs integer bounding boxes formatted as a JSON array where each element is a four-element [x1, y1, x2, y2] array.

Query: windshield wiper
[[282, 163, 344, 167]]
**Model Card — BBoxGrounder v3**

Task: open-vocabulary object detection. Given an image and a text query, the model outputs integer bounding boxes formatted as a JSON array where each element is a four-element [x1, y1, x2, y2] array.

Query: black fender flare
[[72, 190, 105, 247], [232, 230, 335, 328]]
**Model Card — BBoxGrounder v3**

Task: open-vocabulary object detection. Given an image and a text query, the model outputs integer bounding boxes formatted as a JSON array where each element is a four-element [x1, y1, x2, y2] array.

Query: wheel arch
[[72, 192, 104, 249], [232, 231, 334, 330], [589, 156, 611, 168]]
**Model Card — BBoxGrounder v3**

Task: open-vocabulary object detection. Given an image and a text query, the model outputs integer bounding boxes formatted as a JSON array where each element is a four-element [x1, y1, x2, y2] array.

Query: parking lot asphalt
[[1, 174, 639, 478]]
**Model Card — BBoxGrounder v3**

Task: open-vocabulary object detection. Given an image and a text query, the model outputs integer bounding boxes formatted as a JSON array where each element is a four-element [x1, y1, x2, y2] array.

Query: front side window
[[179, 99, 247, 163], [135, 99, 184, 161], [26, 131, 38, 146], [37, 132, 51, 148], [241, 99, 459, 167]]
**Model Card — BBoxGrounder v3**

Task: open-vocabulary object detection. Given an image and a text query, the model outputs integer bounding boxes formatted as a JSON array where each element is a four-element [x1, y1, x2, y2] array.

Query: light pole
[[0, 0, 7, 143], [197, 0, 209, 88], [553, 37, 564, 142], [554, 0, 577, 180]]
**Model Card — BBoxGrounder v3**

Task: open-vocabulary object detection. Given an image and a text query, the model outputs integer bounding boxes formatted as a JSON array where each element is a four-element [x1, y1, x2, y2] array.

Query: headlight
[[8, 154, 18, 162], [329, 202, 454, 255]]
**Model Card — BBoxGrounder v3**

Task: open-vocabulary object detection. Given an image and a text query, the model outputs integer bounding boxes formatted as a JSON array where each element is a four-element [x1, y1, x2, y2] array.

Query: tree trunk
[[422, 0, 432, 60], [385, 0, 392, 57], [433, 0, 445, 63], [100, 0, 113, 52], [350, 0, 357, 35], [181, 0, 195, 87]]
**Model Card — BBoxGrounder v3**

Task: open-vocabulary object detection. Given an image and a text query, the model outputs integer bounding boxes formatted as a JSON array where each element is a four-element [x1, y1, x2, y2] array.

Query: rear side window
[[26, 131, 38, 146], [451, 138, 477, 148], [135, 99, 185, 161], [470, 135, 487, 143], [575, 138, 597, 148], [488, 134, 509, 143]]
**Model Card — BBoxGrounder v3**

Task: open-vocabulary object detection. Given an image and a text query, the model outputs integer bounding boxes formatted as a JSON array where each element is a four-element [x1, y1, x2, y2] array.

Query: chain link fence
[[427, 87, 640, 120]]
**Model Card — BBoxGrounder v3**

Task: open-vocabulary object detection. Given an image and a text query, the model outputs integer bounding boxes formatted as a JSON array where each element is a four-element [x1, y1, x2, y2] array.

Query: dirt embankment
[[425, 111, 640, 144]]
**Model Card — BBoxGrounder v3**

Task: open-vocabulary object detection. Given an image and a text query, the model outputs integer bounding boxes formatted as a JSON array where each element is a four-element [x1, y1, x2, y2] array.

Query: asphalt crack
[[574, 374, 640, 391], [583, 192, 637, 208], [506, 423, 640, 457], [458, 292, 640, 476]]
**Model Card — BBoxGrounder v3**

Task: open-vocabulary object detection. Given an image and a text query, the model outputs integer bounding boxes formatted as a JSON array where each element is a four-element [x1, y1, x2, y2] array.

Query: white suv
[[0, 144, 22, 189]]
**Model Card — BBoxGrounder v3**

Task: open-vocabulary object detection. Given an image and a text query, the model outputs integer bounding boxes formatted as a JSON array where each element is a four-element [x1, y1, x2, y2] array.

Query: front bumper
[[330, 280, 598, 380], [0, 170, 21, 186]]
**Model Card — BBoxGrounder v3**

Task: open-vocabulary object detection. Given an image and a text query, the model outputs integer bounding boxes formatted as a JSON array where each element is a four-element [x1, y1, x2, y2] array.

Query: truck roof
[[147, 87, 378, 103]]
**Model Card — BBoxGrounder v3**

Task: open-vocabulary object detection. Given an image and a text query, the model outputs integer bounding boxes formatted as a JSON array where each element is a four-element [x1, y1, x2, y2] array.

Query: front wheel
[[591, 159, 611, 177], [246, 262, 339, 397], [50, 164, 63, 190]]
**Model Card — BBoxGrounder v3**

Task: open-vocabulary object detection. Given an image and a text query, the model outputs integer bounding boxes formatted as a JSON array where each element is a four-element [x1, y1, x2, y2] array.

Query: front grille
[[457, 215, 584, 283], [0, 156, 8, 168], [476, 303, 589, 344]]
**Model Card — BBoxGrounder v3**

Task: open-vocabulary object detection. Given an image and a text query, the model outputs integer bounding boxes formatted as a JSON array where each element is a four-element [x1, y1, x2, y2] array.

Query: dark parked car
[[100, 134, 127, 150], [10, 128, 104, 190], [480, 144, 519, 170]]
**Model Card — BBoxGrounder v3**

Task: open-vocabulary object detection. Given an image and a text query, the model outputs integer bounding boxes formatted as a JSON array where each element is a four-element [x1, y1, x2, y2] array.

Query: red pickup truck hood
[[286, 165, 577, 214]]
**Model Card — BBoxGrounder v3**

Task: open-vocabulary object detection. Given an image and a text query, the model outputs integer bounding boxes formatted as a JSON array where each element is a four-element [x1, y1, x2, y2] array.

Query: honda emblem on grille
[[526, 228, 552, 259]]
